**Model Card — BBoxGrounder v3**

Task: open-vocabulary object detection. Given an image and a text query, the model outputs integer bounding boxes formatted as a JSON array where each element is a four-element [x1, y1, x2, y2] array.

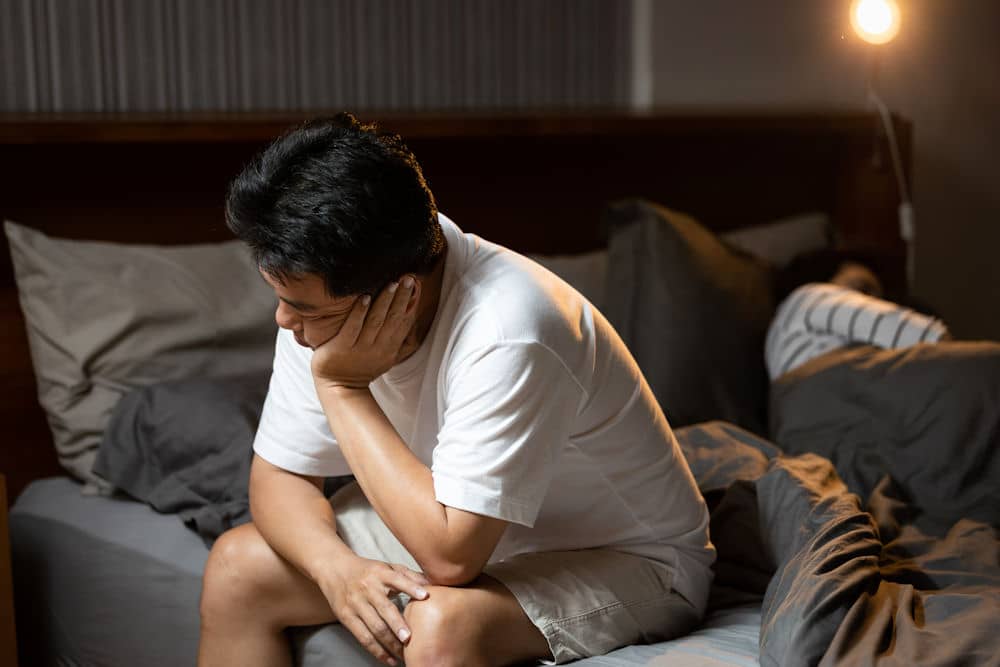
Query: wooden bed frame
[[0, 111, 910, 503]]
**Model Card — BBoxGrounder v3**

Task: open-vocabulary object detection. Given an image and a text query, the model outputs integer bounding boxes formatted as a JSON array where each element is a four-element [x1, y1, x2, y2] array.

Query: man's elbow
[[420, 557, 483, 587]]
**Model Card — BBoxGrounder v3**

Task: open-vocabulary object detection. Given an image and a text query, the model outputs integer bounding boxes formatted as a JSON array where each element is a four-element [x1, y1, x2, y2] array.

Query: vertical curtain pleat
[[0, 0, 632, 112]]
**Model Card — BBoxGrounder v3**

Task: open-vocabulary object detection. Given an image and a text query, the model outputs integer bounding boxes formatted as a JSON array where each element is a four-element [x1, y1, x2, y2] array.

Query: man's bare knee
[[403, 587, 486, 667], [200, 523, 280, 628]]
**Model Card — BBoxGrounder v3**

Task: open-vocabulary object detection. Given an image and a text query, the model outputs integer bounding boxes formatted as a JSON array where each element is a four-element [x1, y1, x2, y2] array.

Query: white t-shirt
[[253, 214, 715, 610]]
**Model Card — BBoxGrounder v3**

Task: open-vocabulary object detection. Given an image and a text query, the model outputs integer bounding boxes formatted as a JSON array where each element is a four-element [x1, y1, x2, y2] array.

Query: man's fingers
[[337, 293, 370, 347], [361, 280, 399, 344], [356, 601, 404, 661], [341, 614, 398, 666], [372, 595, 413, 647], [387, 570, 430, 601], [377, 276, 419, 348]]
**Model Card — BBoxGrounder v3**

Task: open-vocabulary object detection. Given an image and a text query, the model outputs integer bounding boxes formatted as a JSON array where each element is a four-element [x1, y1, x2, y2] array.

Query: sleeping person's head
[[225, 113, 445, 349], [775, 248, 885, 304], [828, 261, 882, 297]]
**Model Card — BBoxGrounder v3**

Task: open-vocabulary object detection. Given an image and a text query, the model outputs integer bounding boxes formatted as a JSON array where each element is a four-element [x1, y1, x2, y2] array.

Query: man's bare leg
[[198, 522, 337, 667], [199, 523, 551, 667]]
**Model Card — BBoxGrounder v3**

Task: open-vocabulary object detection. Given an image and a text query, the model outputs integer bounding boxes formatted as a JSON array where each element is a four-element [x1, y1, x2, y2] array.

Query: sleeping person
[[198, 113, 716, 667], [766, 250, 951, 380]]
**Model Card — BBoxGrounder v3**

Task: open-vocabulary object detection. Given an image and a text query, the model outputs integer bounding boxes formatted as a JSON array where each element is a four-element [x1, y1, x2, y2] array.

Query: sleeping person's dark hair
[[225, 112, 444, 296], [775, 248, 887, 302]]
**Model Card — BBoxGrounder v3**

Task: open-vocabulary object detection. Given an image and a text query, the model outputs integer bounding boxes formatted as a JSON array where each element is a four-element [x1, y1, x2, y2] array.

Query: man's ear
[[406, 275, 421, 310]]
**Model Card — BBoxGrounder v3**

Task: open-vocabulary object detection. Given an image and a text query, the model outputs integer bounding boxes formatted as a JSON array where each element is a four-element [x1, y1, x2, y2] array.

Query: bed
[[3, 112, 997, 667]]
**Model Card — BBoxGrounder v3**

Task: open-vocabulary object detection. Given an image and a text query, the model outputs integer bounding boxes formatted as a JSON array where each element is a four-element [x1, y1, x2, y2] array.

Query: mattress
[[11, 477, 760, 666]]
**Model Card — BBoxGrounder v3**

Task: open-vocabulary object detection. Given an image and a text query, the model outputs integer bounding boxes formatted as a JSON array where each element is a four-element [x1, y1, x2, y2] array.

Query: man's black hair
[[226, 112, 444, 296]]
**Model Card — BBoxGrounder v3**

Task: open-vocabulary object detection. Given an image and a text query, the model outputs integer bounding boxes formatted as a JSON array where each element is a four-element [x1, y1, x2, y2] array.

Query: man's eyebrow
[[279, 296, 319, 313]]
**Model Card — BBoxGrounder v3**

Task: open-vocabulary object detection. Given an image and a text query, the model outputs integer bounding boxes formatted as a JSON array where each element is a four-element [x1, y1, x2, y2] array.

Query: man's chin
[[293, 334, 312, 349]]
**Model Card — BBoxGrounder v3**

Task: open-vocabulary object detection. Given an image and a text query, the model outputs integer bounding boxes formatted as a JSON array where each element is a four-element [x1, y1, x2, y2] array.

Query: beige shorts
[[330, 483, 700, 663]]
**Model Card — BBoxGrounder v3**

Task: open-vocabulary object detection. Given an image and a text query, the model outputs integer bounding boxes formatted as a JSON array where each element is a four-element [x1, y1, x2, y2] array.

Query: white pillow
[[720, 212, 830, 268]]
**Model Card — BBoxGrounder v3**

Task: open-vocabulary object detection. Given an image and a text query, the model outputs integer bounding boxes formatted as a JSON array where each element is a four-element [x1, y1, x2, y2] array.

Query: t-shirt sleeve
[[431, 342, 583, 528], [252, 327, 352, 476]]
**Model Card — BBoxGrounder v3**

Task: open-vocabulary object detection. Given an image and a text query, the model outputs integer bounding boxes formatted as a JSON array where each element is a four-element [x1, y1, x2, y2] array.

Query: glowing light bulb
[[851, 0, 901, 45]]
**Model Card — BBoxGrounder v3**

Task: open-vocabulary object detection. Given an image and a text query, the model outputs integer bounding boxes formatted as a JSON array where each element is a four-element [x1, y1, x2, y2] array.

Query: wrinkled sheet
[[757, 342, 1000, 666], [676, 420, 999, 666]]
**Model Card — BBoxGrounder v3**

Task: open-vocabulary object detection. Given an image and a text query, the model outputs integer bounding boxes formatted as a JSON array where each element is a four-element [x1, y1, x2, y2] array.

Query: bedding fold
[[764, 341, 1000, 666], [676, 421, 1000, 667], [93, 371, 270, 546]]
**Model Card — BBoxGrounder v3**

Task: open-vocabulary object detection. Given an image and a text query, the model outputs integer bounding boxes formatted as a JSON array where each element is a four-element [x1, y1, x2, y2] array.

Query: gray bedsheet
[[11, 478, 206, 666], [14, 407, 998, 666], [10, 473, 761, 667], [10, 477, 404, 667]]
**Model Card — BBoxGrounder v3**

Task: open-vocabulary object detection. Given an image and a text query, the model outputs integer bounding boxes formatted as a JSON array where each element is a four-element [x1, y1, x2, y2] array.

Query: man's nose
[[274, 301, 300, 330]]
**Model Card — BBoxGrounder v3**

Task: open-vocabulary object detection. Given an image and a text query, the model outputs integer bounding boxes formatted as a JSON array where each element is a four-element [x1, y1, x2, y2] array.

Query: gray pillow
[[602, 200, 775, 434], [529, 212, 828, 314], [4, 221, 278, 489]]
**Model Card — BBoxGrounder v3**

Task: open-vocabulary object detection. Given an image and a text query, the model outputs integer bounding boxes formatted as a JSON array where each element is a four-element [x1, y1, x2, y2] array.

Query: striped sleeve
[[830, 291, 948, 349], [766, 283, 951, 380], [766, 284, 846, 379]]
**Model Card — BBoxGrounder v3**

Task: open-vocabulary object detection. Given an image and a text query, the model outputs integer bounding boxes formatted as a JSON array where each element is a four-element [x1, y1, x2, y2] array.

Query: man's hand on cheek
[[310, 276, 420, 389]]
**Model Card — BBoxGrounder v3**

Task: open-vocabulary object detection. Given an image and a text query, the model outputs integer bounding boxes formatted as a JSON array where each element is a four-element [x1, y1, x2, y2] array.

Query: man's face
[[260, 270, 361, 349]]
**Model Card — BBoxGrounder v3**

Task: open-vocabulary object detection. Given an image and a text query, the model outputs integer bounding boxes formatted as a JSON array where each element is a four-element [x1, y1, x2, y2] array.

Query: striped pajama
[[765, 283, 950, 380]]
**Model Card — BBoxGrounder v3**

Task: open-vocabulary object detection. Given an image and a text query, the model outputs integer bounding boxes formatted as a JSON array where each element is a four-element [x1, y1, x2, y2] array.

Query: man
[[199, 113, 714, 667]]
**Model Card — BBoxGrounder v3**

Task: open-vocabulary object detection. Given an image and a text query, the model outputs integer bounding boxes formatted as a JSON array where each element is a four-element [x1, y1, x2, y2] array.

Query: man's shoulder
[[450, 264, 588, 363]]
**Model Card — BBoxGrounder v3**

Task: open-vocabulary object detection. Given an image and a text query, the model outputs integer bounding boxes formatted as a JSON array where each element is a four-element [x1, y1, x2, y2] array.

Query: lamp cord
[[868, 85, 916, 290]]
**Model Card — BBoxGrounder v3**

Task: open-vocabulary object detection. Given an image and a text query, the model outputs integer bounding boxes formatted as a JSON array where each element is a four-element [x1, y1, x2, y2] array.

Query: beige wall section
[[650, 0, 1000, 339]]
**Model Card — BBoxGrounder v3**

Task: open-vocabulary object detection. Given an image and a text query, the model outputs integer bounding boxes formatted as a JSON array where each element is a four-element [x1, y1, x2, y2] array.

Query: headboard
[[0, 111, 910, 502]]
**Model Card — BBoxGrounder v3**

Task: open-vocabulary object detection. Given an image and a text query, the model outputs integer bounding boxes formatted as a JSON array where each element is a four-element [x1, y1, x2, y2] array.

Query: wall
[[0, 0, 631, 112], [3, 0, 995, 335], [651, 0, 1000, 339]]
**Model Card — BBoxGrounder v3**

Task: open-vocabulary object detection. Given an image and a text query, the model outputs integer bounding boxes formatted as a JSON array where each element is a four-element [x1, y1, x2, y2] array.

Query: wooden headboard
[[0, 111, 910, 503]]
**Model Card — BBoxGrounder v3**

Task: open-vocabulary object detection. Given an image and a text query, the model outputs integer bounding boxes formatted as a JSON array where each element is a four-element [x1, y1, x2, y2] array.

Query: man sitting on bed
[[198, 113, 715, 667]]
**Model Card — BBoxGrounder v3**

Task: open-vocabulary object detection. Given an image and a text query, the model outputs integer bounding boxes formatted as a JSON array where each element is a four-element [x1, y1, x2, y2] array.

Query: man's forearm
[[315, 385, 502, 585], [248, 455, 356, 585]]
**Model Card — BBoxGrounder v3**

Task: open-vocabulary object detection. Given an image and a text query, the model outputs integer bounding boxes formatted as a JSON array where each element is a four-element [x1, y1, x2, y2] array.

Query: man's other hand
[[310, 276, 420, 389], [319, 554, 430, 666]]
